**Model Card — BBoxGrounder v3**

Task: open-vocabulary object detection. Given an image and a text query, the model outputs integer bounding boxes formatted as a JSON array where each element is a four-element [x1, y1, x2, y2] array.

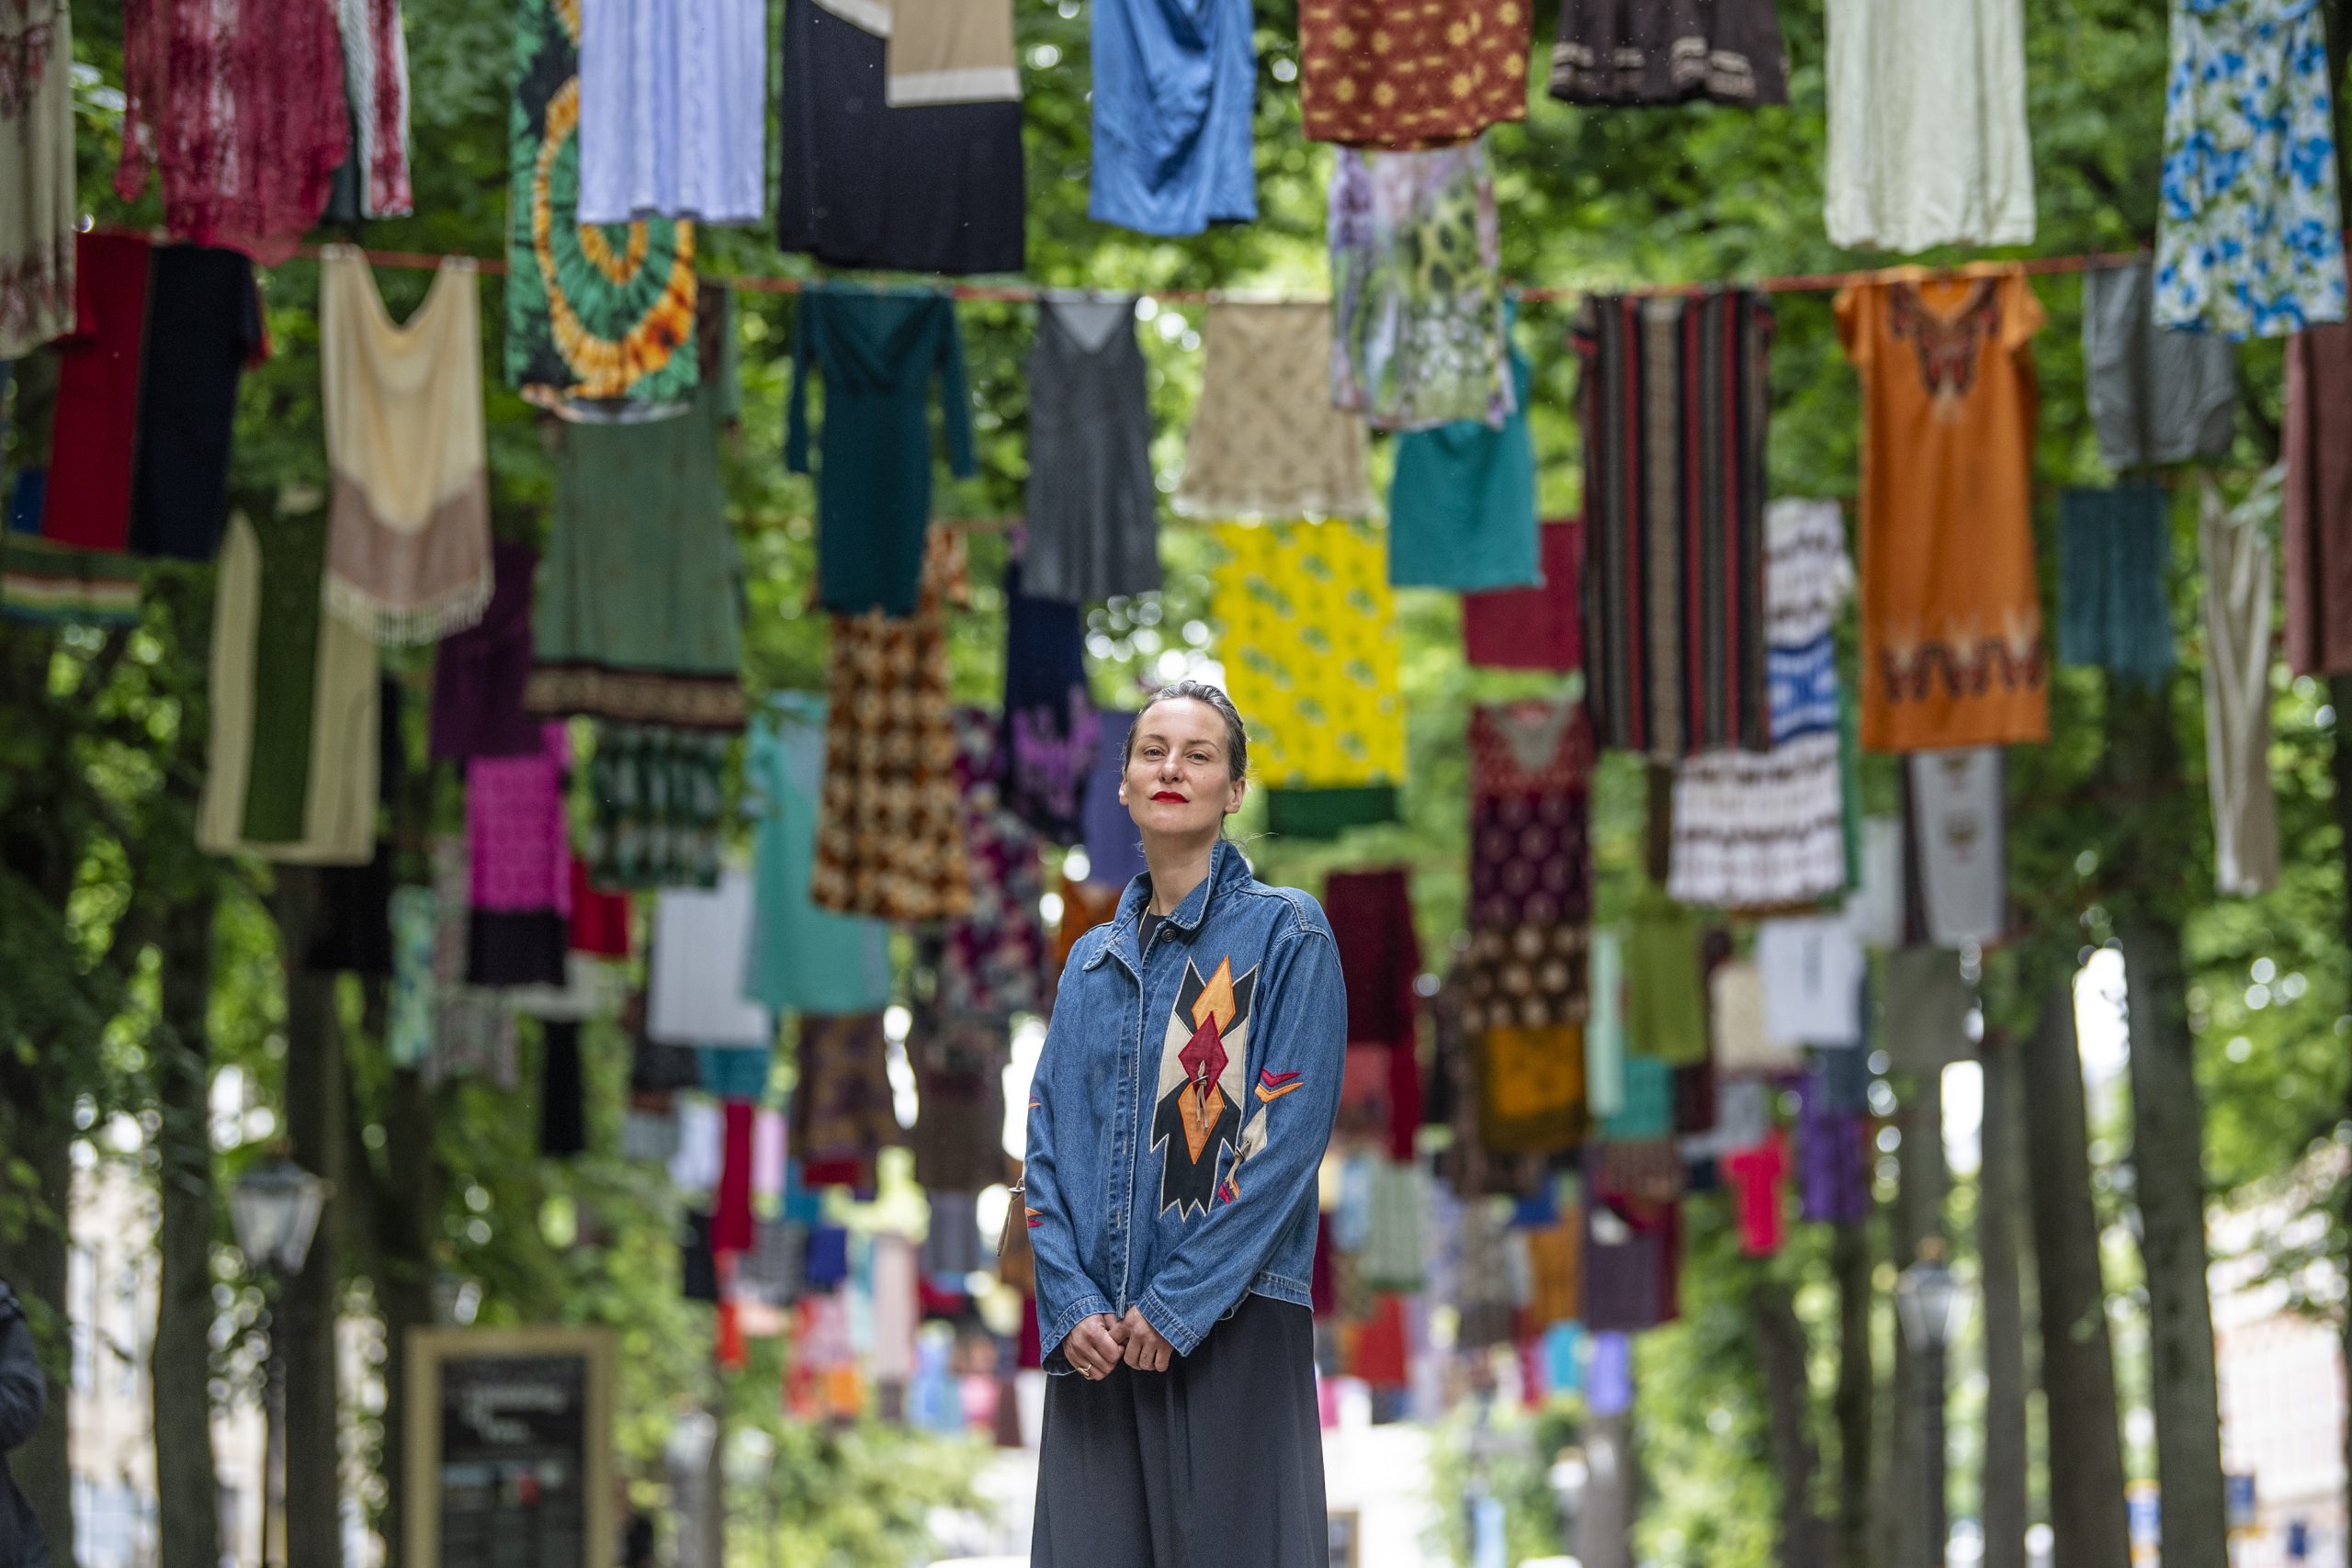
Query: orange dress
[[1838, 266, 2050, 752]]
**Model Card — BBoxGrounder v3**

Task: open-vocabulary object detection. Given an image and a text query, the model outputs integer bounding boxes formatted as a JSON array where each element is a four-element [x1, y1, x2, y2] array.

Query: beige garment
[[198, 515, 381, 864], [1709, 960, 1804, 1077], [2200, 470, 2282, 897], [0, 0, 74, 357], [887, 0, 1019, 105], [319, 244, 492, 643], [1175, 302, 1376, 519]]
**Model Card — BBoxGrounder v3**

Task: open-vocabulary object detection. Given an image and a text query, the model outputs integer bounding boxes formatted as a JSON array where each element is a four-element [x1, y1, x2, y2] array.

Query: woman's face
[[1118, 698, 1247, 840]]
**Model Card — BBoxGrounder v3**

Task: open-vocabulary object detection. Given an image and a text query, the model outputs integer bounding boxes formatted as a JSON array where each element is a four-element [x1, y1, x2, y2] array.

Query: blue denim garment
[[1023, 839, 1346, 1370]]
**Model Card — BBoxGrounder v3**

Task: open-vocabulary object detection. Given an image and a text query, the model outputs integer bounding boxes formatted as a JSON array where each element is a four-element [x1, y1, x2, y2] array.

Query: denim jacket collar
[[1084, 838, 1253, 974]]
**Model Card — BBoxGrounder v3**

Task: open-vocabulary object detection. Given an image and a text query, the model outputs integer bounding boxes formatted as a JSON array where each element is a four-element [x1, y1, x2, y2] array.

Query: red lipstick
[[1151, 790, 1188, 803]]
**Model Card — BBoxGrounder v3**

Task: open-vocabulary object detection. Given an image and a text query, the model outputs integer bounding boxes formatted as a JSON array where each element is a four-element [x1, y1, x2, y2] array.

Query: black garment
[[1033, 1294, 1325, 1568], [1137, 909, 1167, 955], [1549, 0, 1789, 107], [1024, 299, 1160, 604], [539, 1021, 587, 1156], [305, 842, 396, 976], [775, 0, 1025, 276], [128, 245, 261, 561], [681, 1212, 719, 1303], [998, 561, 1095, 844], [467, 911, 569, 987], [0, 1283, 51, 1568]]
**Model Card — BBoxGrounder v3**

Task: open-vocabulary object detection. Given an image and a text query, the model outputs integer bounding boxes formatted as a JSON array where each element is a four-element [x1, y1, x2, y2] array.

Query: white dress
[[1823, 0, 2036, 253], [577, 0, 767, 225]]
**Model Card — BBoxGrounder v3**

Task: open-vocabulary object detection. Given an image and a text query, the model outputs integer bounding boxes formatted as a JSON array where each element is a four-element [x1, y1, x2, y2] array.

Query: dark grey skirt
[[1550, 0, 1791, 107], [1032, 1294, 1326, 1568]]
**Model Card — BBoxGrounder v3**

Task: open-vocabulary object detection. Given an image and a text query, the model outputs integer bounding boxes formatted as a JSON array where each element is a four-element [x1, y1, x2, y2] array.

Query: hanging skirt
[[1032, 1294, 1326, 1568], [1550, 0, 1788, 107]]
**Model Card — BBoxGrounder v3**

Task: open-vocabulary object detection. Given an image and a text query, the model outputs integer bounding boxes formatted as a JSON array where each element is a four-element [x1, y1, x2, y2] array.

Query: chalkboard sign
[[404, 1327, 616, 1568]]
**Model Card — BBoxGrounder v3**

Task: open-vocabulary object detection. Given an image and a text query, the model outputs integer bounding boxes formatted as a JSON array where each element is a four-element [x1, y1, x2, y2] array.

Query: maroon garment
[[1579, 1194, 1680, 1333], [714, 1100, 757, 1254], [41, 234, 153, 554], [568, 863, 632, 956], [432, 543, 544, 761], [115, 0, 350, 263], [1324, 868, 1421, 1047], [2283, 321, 2352, 675], [1463, 518, 1584, 671], [1724, 1130, 1787, 1256]]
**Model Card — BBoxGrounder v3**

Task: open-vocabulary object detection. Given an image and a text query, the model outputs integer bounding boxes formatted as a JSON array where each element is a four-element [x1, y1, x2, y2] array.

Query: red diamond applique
[[1178, 1015, 1227, 1091]]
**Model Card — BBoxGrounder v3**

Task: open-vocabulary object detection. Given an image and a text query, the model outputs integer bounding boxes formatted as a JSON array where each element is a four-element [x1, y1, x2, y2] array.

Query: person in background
[[0, 1277, 51, 1568], [1022, 682, 1347, 1566]]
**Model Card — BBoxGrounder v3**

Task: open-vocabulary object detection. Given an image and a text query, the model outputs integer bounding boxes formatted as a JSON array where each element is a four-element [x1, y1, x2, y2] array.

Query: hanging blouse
[[1299, 0, 1529, 148], [506, 0, 699, 417], [2082, 260, 2237, 470], [1390, 325, 1539, 592], [2155, 0, 2346, 339], [1091, 0, 1256, 236], [578, 0, 766, 225], [1822, 0, 2034, 253], [743, 697, 897, 1016], [115, 0, 349, 263], [198, 514, 381, 865], [999, 562, 1100, 844], [1577, 290, 1773, 759], [1463, 519, 1582, 671], [1177, 302, 1376, 518], [812, 528, 971, 922], [0, 0, 74, 356], [2058, 488, 2177, 683], [1329, 137, 1514, 433], [1462, 698, 1594, 1039], [1550, 0, 1788, 107], [325, 0, 414, 221], [319, 247, 492, 643], [430, 543, 543, 761], [465, 723, 574, 987], [792, 1011, 901, 1190], [939, 706, 1051, 1019], [2199, 471, 2283, 897], [788, 287, 977, 617], [583, 723, 730, 890], [1838, 268, 2048, 751], [1906, 748, 2007, 947], [1023, 298, 1161, 604]]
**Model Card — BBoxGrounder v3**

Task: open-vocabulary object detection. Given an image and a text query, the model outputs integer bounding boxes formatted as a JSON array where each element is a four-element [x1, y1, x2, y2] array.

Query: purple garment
[[1796, 1073, 1871, 1224], [999, 559, 1099, 844], [1586, 1331, 1634, 1416], [1580, 1197, 1680, 1334], [1080, 716, 1147, 887], [431, 541, 542, 761], [940, 705, 1049, 1017]]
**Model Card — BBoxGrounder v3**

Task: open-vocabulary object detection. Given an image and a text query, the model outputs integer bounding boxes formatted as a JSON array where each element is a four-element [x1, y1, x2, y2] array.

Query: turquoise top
[[1387, 331, 1538, 592], [743, 695, 895, 1015]]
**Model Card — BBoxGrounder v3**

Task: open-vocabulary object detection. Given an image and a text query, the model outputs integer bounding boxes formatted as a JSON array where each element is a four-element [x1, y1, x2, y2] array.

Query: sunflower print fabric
[[1209, 519, 1406, 791], [506, 0, 699, 416], [1329, 135, 1514, 433]]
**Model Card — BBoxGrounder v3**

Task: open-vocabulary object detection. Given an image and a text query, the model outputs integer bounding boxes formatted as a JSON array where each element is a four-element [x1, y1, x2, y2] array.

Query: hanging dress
[[319, 245, 492, 643], [0, 0, 74, 356], [1090, 0, 1257, 236], [322, 0, 414, 222], [1462, 697, 1595, 1038], [577, 0, 767, 225], [1177, 303, 1376, 519], [1023, 298, 1161, 604], [2199, 470, 2283, 897]]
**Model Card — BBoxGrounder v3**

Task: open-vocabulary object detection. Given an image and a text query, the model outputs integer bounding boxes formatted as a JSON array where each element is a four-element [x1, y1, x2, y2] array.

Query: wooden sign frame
[[403, 1325, 617, 1568]]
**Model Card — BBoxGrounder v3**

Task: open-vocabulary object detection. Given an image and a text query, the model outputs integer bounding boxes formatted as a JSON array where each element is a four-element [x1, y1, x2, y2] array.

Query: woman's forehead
[[1135, 699, 1227, 746]]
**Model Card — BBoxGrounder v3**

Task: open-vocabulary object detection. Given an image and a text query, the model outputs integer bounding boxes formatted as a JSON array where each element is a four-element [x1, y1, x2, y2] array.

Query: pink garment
[[466, 724, 574, 915], [1724, 1130, 1789, 1257], [752, 1109, 787, 1201], [713, 1100, 756, 1254], [115, 0, 351, 263]]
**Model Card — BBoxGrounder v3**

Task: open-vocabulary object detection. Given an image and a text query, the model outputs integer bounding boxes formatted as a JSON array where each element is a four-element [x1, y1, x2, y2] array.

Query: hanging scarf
[[320, 245, 493, 643]]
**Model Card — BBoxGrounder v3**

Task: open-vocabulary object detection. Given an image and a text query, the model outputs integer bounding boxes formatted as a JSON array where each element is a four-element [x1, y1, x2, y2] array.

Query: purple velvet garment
[[1080, 717, 1147, 887], [939, 705, 1049, 1018], [1796, 1071, 1871, 1224], [999, 559, 1100, 844], [431, 541, 543, 761]]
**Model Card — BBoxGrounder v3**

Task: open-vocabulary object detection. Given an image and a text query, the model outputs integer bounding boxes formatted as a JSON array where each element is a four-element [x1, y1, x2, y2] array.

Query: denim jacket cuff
[[1040, 1293, 1117, 1377], [1136, 1289, 1204, 1358]]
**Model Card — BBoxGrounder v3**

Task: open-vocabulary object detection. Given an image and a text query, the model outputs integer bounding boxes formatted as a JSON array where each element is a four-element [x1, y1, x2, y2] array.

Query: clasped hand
[[1065, 1308, 1172, 1379]]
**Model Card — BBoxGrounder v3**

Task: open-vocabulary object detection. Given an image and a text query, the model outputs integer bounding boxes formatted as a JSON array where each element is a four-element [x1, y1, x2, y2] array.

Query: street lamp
[[230, 1158, 326, 1568], [1898, 1238, 1969, 1568]]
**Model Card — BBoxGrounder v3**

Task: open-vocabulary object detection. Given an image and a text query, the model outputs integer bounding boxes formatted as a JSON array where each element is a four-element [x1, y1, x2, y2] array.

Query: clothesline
[[285, 239, 2158, 303]]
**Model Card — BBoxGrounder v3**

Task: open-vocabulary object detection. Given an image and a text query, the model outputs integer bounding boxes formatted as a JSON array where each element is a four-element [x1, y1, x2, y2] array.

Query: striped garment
[[1575, 288, 1773, 759], [0, 533, 140, 626]]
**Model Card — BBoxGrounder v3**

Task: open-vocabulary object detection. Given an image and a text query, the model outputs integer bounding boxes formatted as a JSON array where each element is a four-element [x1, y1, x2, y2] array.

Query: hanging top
[[1090, 0, 1258, 236], [319, 245, 492, 644]]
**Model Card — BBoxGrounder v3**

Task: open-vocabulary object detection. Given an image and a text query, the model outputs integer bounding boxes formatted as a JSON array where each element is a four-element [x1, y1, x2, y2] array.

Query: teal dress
[[1387, 331, 1538, 592], [743, 695, 895, 1015]]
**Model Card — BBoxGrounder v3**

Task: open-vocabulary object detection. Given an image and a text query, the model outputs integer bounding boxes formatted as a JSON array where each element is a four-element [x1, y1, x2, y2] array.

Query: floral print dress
[[2155, 0, 2346, 339]]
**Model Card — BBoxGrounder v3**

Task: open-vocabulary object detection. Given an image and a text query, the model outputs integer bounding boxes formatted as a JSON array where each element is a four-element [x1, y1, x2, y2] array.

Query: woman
[[1023, 682, 1345, 1566]]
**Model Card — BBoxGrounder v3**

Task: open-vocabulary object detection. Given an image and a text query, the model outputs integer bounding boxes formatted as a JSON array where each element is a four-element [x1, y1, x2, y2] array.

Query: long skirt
[[1031, 1294, 1326, 1567]]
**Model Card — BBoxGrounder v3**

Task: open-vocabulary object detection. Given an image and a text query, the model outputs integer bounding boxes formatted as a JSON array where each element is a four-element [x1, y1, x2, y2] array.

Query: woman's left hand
[[1119, 1307, 1174, 1372]]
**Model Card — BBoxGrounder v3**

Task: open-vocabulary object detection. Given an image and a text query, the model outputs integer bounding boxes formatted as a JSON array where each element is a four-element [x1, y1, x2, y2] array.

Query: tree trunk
[[2018, 984, 2132, 1568], [152, 885, 225, 1568], [1978, 1030, 2030, 1568], [370, 1066, 440, 1568], [275, 867, 347, 1568], [0, 1048, 75, 1568], [1832, 1217, 1874, 1568], [1577, 1410, 1638, 1568], [2327, 667, 2352, 1562], [1888, 1070, 1948, 1568], [1750, 1270, 1838, 1568], [2118, 910, 2231, 1568]]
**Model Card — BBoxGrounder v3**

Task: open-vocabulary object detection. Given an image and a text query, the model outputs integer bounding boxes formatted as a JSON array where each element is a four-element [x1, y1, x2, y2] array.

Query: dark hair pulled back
[[1122, 681, 1250, 784]]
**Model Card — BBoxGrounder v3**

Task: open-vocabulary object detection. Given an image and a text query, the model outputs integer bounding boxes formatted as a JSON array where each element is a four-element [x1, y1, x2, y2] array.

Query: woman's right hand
[[1065, 1313, 1127, 1381]]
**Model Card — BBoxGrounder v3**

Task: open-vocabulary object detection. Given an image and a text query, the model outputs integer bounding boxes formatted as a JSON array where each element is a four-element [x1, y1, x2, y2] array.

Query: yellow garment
[[1209, 518, 1405, 791], [198, 515, 381, 864], [1523, 1217, 1581, 1328], [1476, 1022, 1585, 1155]]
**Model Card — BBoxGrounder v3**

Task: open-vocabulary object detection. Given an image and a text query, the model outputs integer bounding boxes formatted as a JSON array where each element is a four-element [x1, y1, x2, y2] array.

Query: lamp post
[[1897, 1238, 1969, 1568], [230, 1158, 326, 1568]]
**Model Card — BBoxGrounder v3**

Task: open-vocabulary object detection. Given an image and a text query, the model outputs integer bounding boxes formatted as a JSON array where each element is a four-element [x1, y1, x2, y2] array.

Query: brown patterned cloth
[[1174, 303, 1376, 519], [790, 1011, 901, 1188], [1299, 0, 1531, 150], [810, 529, 972, 921], [1549, 0, 1787, 107]]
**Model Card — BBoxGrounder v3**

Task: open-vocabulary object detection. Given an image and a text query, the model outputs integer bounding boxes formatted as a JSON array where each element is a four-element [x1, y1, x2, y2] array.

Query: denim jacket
[[1023, 839, 1346, 1371]]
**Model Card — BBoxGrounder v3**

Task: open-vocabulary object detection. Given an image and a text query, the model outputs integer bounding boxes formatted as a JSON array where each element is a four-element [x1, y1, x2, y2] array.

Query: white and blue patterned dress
[[2156, 0, 2347, 339]]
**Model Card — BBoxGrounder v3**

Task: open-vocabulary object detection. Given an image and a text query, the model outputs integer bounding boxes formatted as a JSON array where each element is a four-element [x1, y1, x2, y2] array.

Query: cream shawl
[[320, 243, 492, 642]]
